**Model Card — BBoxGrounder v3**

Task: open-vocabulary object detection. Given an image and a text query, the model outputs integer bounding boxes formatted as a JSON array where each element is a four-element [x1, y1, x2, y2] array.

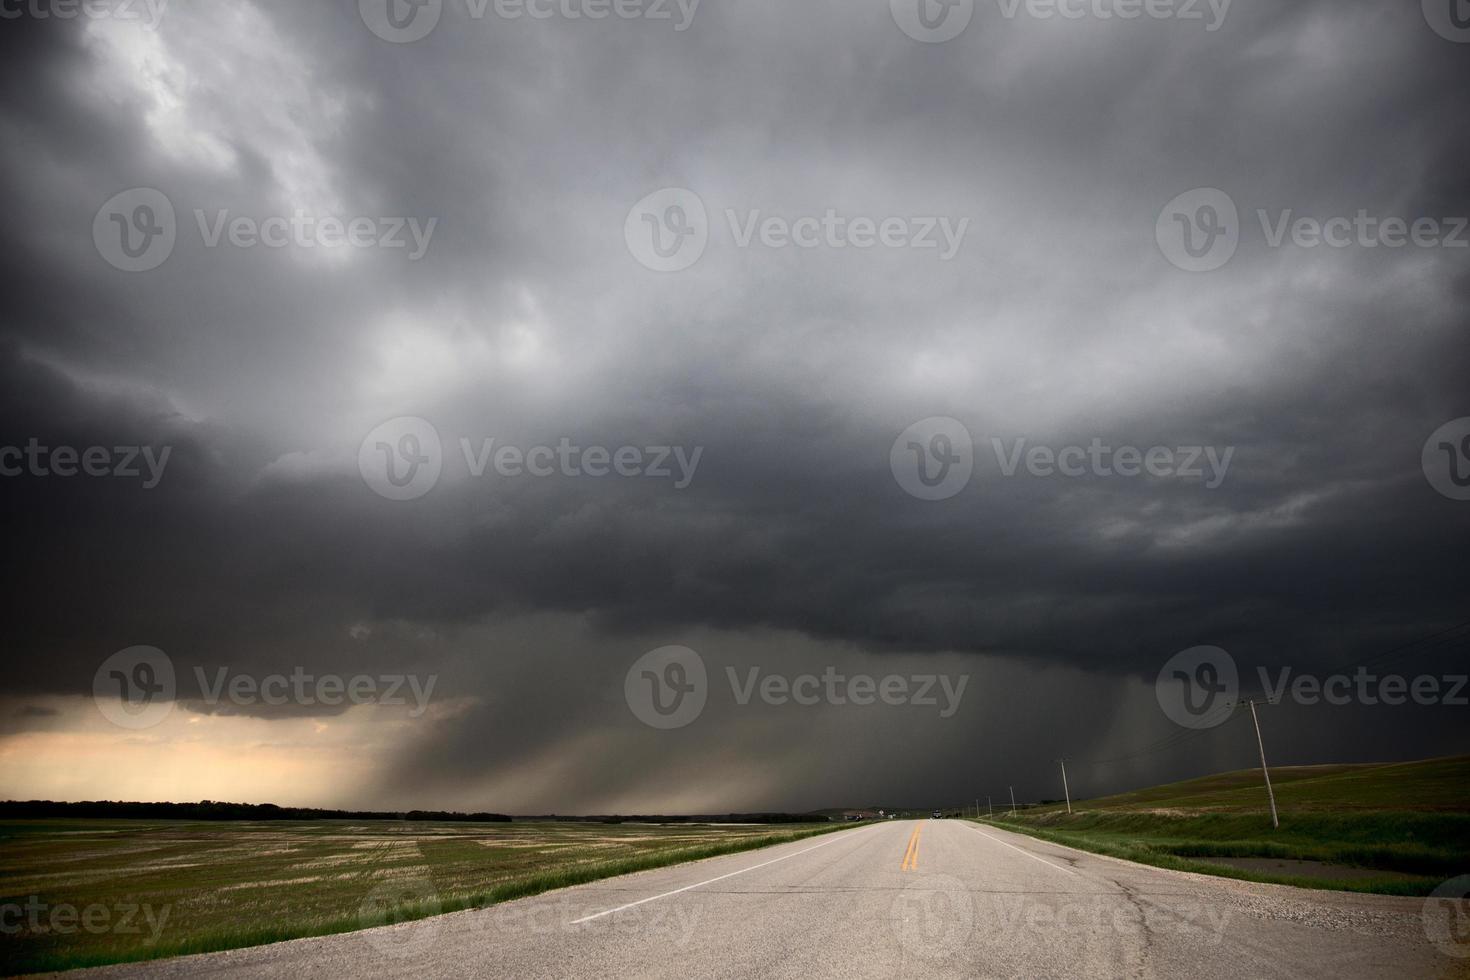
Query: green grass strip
[[967, 817, 1446, 897]]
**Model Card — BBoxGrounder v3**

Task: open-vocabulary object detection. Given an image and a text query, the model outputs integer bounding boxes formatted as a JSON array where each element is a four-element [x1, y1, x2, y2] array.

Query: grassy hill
[[1025, 755, 1470, 815], [981, 755, 1470, 895]]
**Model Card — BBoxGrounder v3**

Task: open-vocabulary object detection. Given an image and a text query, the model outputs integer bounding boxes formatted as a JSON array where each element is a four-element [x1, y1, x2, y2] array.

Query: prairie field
[[0, 818, 843, 975]]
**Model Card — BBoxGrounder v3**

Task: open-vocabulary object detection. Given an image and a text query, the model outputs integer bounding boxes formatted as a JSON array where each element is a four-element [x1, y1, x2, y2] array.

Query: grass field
[[0, 818, 851, 975], [979, 755, 1470, 896]]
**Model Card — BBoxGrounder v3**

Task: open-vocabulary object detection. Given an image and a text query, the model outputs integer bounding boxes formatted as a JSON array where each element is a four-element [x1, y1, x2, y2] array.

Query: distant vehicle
[[931, 810, 942, 819]]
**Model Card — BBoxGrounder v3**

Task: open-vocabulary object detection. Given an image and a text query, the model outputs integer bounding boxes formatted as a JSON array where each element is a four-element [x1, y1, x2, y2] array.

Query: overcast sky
[[1, 0, 1467, 814]]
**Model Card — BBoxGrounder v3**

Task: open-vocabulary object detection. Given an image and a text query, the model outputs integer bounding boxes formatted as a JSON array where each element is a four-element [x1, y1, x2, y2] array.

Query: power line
[[1314, 617, 1470, 679], [1076, 709, 1247, 767]]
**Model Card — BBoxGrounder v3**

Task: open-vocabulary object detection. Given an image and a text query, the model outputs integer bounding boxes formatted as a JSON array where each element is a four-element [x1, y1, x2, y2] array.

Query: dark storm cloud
[[2, 0, 1467, 809]]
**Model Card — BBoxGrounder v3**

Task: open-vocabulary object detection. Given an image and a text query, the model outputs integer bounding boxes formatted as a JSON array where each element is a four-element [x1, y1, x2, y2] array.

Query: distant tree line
[[540, 813, 831, 824], [0, 801, 832, 823], [0, 800, 512, 822]]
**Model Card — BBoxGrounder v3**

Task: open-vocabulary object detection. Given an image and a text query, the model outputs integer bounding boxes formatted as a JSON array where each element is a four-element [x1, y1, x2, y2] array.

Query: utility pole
[[1058, 759, 1072, 815], [1245, 698, 1279, 829], [1009, 786, 1016, 817], [987, 796, 992, 819]]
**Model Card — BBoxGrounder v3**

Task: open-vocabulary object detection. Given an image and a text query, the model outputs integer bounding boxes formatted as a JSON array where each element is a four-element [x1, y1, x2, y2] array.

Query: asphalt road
[[78, 819, 1455, 979]]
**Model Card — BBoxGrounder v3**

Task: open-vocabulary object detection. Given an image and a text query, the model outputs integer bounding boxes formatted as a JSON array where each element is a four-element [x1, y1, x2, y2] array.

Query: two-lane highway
[[81, 819, 1452, 979]]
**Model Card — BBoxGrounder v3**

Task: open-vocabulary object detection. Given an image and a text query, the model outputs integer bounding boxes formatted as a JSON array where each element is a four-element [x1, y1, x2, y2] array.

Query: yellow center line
[[901, 822, 923, 871]]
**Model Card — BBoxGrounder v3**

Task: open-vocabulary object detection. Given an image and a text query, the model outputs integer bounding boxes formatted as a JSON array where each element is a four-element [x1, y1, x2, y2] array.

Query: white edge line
[[964, 823, 1079, 877], [569, 824, 882, 924]]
